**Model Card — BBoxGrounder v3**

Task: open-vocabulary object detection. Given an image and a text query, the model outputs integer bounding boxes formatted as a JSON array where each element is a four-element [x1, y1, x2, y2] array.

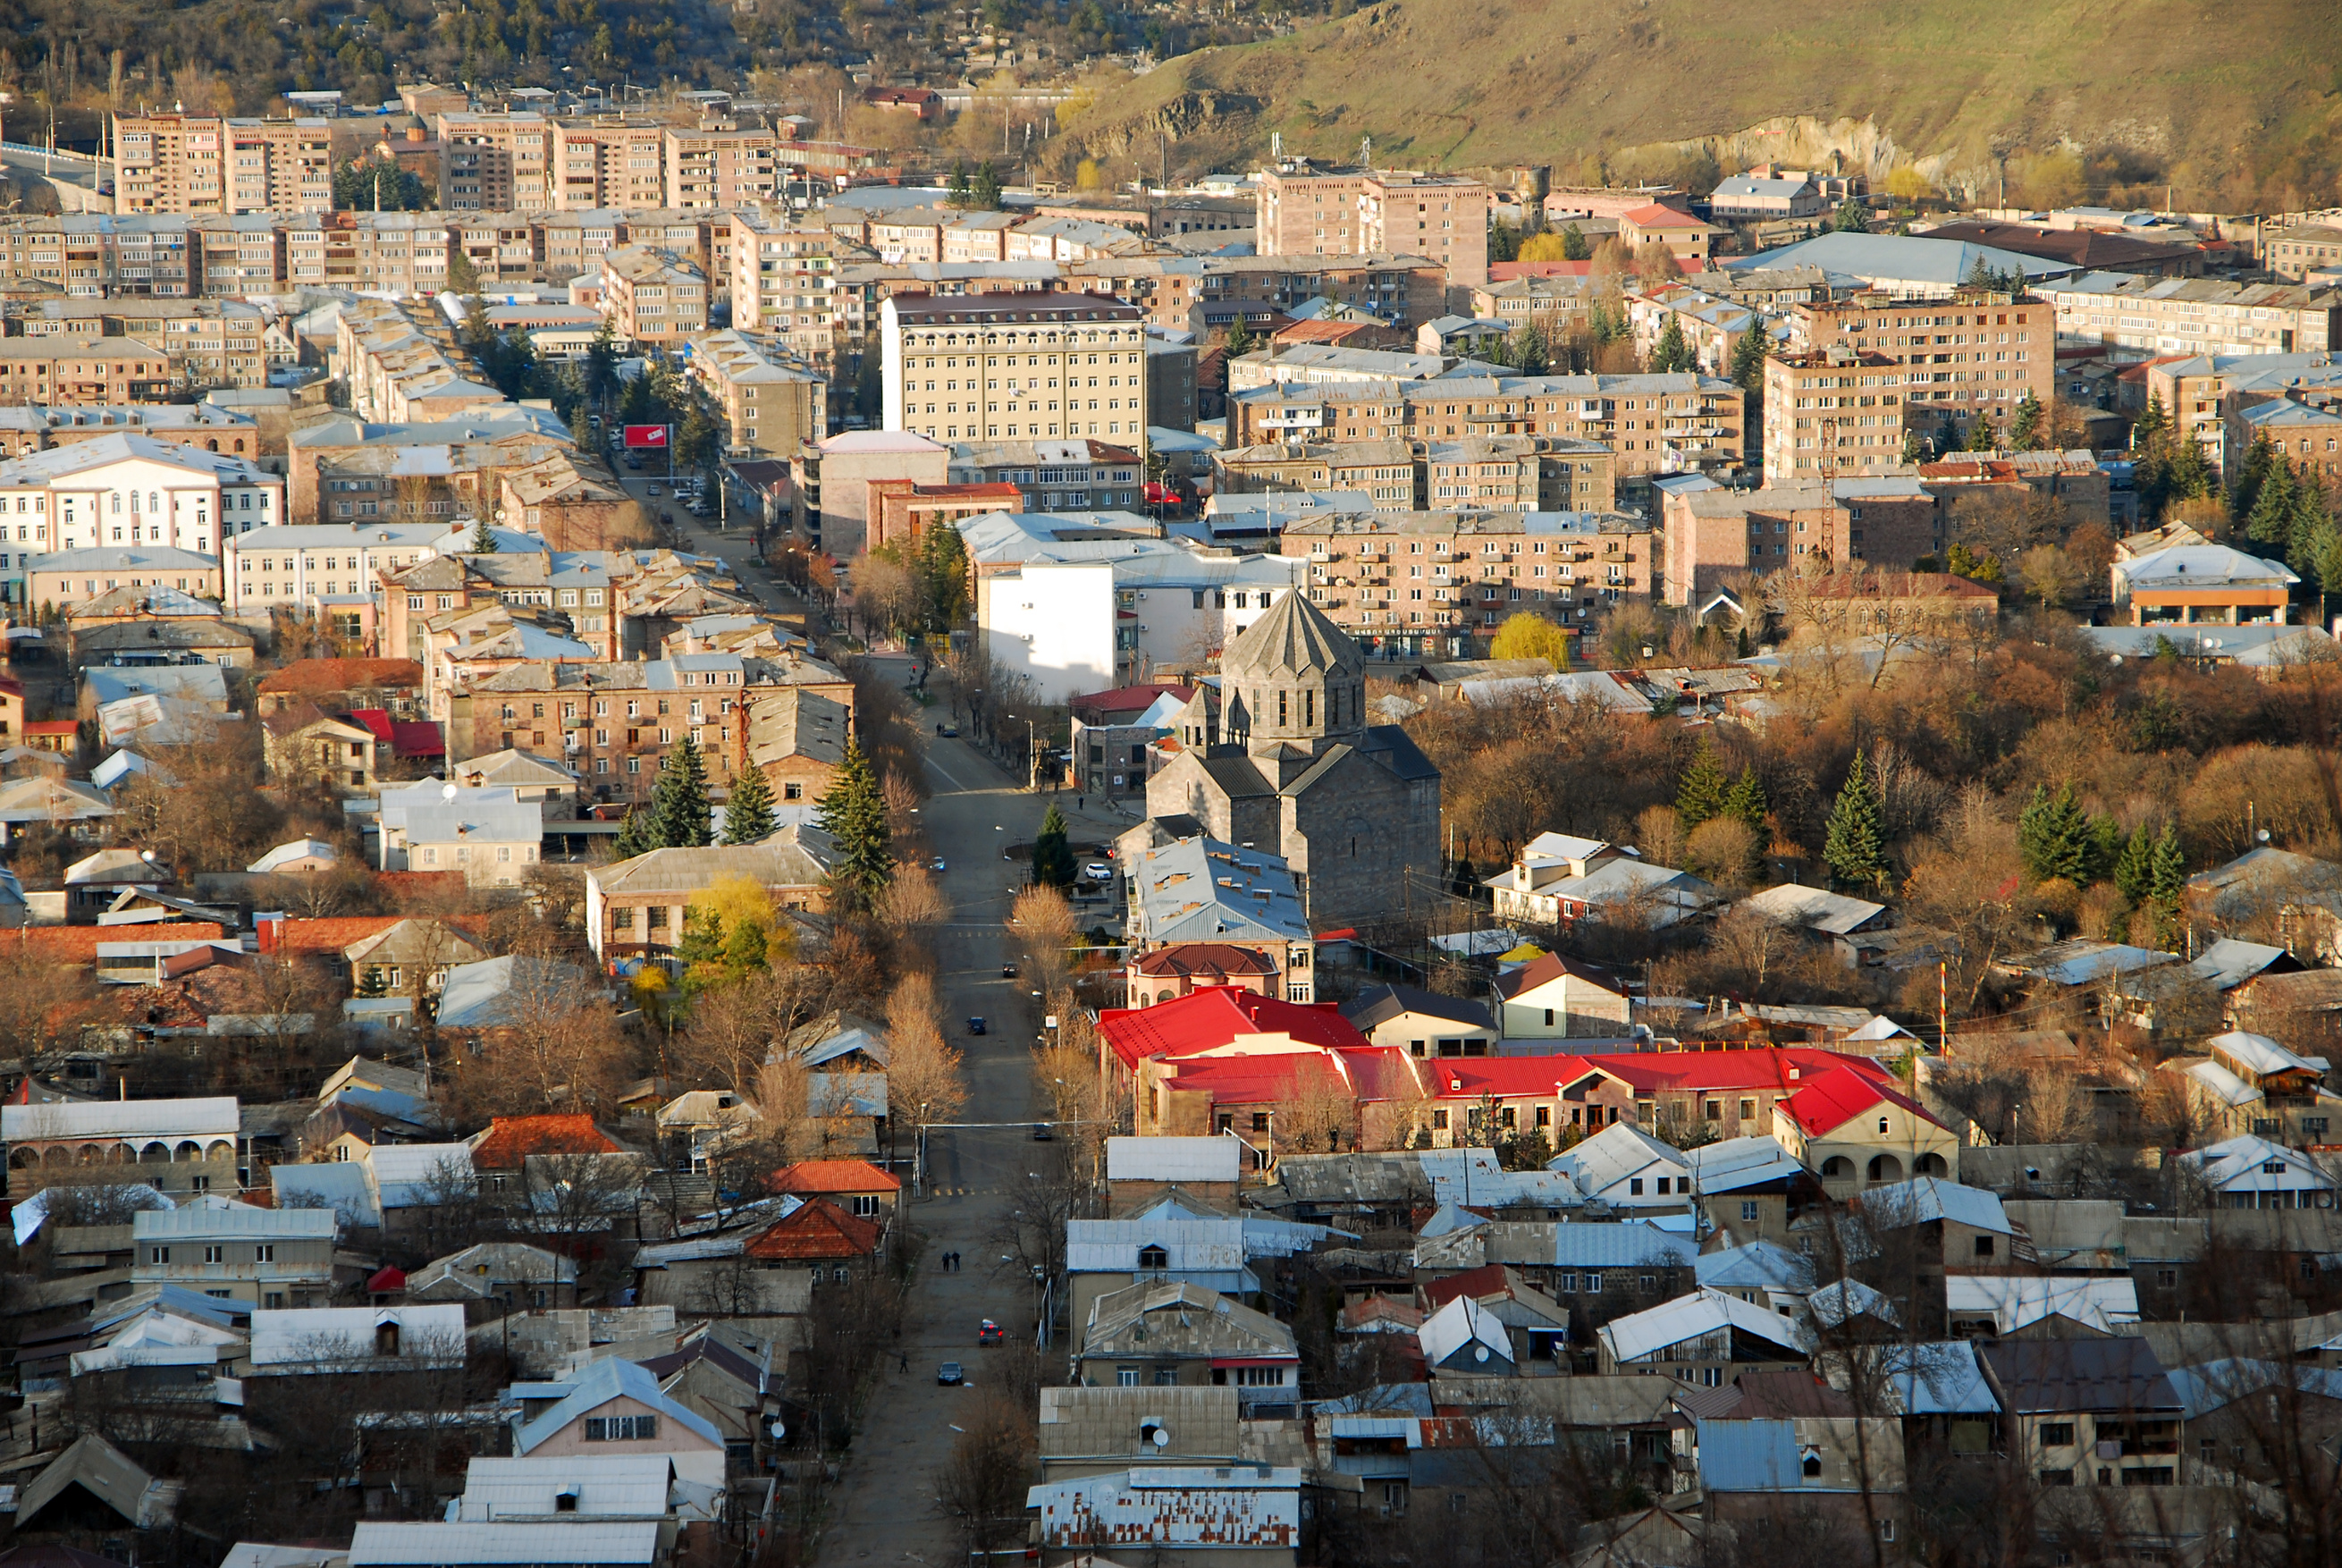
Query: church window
[[1304, 689, 1315, 728], [1278, 690, 1288, 727], [1329, 687, 1340, 727]]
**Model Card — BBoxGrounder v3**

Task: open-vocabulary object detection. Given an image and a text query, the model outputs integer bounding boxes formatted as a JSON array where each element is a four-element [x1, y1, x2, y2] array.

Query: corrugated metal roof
[[1105, 1135, 1243, 1184], [133, 1205, 336, 1240], [1598, 1288, 1810, 1364], [1694, 1239, 1813, 1293], [1066, 1218, 1247, 1274], [514, 1356, 724, 1454], [249, 1303, 468, 1367], [1694, 1418, 1805, 1492], [1872, 1342, 2000, 1415], [1550, 1221, 1698, 1269], [1418, 1294, 1511, 1369], [1, 1096, 240, 1141], [1858, 1176, 2012, 1235], [1981, 1336, 2181, 1416], [455, 1455, 674, 1520], [348, 1522, 661, 1565]]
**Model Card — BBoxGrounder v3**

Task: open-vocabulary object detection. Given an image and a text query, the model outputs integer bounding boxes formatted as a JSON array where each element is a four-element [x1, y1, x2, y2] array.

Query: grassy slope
[[1083, 0, 2342, 195]]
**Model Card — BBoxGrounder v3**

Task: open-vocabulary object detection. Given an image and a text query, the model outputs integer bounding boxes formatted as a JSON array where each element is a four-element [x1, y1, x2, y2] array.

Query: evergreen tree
[[1899, 428, 1925, 464], [1032, 803, 1076, 889], [721, 764, 777, 846], [814, 738, 894, 913], [2017, 782, 2091, 885], [1823, 751, 1886, 889], [1728, 325, 1767, 397], [721, 915, 771, 978], [1725, 769, 1768, 839], [1224, 316, 1253, 358], [647, 736, 712, 848], [1962, 256, 1995, 291], [1651, 316, 1692, 374], [2085, 814, 2125, 886], [1675, 738, 1729, 831], [2113, 823, 2156, 905], [1832, 198, 1870, 233], [969, 161, 1004, 210], [1560, 223, 1591, 261], [2164, 437, 2216, 507], [584, 323, 619, 409], [613, 808, 653, 860], [2231, 431, 2278, 524], [2147, 823, 2186, 906], [2008, 392, 2045, 451], [948, 160, 972, 206], [2133, 395, 2169, 452], [447, 249, 482, 297], [1508, 323, 1551, 376], [1487, 221, 1521, 264], [469, 515, 499, 553], [1964, 412, 2000, 453], [674, 905, 727, 970]]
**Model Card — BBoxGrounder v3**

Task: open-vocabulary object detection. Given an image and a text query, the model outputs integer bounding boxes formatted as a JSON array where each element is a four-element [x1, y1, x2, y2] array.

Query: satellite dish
[[768, 1420, 786, 1441], [442, 782, 459, 803], [1150, 1427, 1170, 1447], [1474, 1345, 1490, 1362]]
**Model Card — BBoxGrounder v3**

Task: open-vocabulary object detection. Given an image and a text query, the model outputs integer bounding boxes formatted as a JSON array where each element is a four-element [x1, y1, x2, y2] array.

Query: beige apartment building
[[194, 215, 287, 294], [729, 209, 844, 364], [881, 291, 1150, 446], [599, 246, 708, 345], [113, 114, 335, 215], [1762, 349, 1910, 483], [1218, 434, 1613, 510], [437, 113, 555, 210], [665, 127, 780, 209], [1069, 253, 1453, 333], [687, 330, 827, 459], [0, 215, 197, 297], [1276, 509, 1656, 651], [546, 118, 666, 209], [1256, 164, 1493, 287], [2264, 224, 2342, 282], [1791, 291, 2052, 444], [1660, 478, 1941, 604], [2034, 273, 2341, 358], [0, 337, 178, 405], [9, 298, 269, 389]]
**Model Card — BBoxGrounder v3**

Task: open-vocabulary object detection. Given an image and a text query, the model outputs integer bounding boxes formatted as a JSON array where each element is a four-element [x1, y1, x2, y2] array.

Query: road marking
[[923, 754, 968, 791]]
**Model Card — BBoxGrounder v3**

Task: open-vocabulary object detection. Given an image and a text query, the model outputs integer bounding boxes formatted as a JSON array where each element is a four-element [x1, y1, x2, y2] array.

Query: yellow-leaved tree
[[1487, 611, 1574, 667]]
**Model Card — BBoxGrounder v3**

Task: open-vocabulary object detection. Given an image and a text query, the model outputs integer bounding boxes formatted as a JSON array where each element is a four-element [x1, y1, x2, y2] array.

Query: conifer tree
[[2113, 822, 2156, 905], [2147, 823, 2186, 906], [1729, 325, 1767, 397], [1965, 411, 2000, 452], [2017, 782, 2091, 886], [814, 738, 894, 914], [1823, 752, 1886, 888], [647, 736, 712, 848], [1032, 803, 1076, 889], [1675, 739, 1729, 831], [721, 764, 777, 846], [1651, 316, 1691, 374], [1560, 223, 1591, 261], [470, 515, 499, 552], [674, 905, 727, 971], [1725, 769, 1768, 839], [2008, 392, 2044, 451], [614, 808, 652, 860]]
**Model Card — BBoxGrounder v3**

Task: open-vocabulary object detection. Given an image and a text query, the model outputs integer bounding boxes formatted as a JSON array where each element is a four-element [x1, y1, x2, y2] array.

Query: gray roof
[[1856, 1176, 2012, 1235], [1981, 1336, 2181, 1416], [591, 826, 838, 896], [1127, 835, 1310, 946], [1870, 1341, 2000, 1415], [1731, 231, 2080, 284], [1547, 1221, 1698, 1269], [1343, 983, 1494, 1033]]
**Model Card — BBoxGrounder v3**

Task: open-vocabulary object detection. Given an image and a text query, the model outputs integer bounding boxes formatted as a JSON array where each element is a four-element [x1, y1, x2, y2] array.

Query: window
[[1235, 1366, 1284, 1387], [1117, 1368, 1141, 1387], [1556, 1272, 1578, 1292], [1138, 1244, 1169, 1269], [2039, 1423, 2076, 1447], [2157, 1269, 2178, 1287], [1251, 1112, 1270, 1132], [1582, 1272, 1602, 1293], [1629, 1178, 1644, 1195], [1740, 1098, 1756, 1120], [375, 1321, 401, 1356], [1639, 1274, 1656, 1293], [204, 1245, 224, 1263], [1431, 1109, 1449, 1131], [1741, 1201, 1759, 1222], [257, 1243, 274, 1262], [149, 1247, 170, 1264], [584, 1414, 660, 1440]]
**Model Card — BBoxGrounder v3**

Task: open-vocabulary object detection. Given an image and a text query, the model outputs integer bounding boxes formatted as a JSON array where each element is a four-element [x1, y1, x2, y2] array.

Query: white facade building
[[0, 434, 283, 601]]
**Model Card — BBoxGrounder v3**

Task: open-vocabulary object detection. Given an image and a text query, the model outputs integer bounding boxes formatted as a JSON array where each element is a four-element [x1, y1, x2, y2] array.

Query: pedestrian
[[899, 1353, 908, 1373], [1077, 797, 1084, 811]]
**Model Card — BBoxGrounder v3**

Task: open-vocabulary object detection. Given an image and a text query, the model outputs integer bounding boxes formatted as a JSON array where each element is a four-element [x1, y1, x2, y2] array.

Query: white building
[[0, 434, 284, 601], [376, 780, 544, 885], [131, 1202, 338, 1309], [221, 521, 445, 614]]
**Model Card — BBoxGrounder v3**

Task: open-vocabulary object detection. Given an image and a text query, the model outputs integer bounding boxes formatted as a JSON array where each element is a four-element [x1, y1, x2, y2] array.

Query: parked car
[[1083, 863, 1114, 882], [930, 856, 947, 872], [936, 722, 959, 738], [646, 484, 662, 497], [937, 1362, 964, 1386], [1032, 1123, 1054, 1142], [966, 1016, 987, 1035], [977, 1320, 1003, 1346]]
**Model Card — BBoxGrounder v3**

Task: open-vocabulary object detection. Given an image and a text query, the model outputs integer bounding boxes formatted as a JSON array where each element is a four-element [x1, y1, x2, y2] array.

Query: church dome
[[1222, 586, 1365, 685], [1219, 587, 1367, 754]]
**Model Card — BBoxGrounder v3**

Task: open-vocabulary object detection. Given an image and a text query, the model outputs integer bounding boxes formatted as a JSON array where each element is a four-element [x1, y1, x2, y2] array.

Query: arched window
[[1915, 1152, 1949, 1176], [112, 493, 122, 514], [1866, 1154, 1903, 1183], [1821, 1156, 1853, 1178]]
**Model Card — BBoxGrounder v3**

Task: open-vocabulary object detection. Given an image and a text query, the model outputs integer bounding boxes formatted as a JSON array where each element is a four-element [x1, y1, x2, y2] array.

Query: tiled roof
[[744, 1196, 883, 1260], [8, 922, 226, 964], [469, 1114, 622, 1169], [256, 658, 424, 695], [770, 1159, 900, 1195]]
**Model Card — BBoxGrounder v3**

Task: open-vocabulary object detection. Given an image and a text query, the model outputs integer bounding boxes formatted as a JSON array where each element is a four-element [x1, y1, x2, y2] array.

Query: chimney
[[255, 911, 285, 954]]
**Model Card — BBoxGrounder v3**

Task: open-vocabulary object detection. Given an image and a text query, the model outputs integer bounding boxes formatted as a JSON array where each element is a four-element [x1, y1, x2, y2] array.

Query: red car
[[977, 1319, 1003, 1346]]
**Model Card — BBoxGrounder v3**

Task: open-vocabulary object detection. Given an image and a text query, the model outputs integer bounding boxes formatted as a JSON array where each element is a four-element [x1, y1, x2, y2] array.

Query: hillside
[[1064, 0, 2342, 210]]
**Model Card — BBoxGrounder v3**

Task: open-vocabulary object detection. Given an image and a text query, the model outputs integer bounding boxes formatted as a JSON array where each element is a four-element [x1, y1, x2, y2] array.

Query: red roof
[[4, 923, 226, 964], [1069, 683, 1197, 722], [771, 1159, 900, 1195], [1131, 943, 1278, 980], [366, 1265, 407, 1294], [471, 1114, 622, 1169], [1623, 203, 1707, 229], [1421, 1055, 1624, 1100], [1421, 1263, 1512, 1310], [1487, 261, 1595, 282], [1577, 1046, 1900, 1099], [392, 720, 446, 758], [1099, 988, 1369, 1071], [1779, 1065, 1943, 1137], [745, 1197, 883, 1260], [346, 708, 392, 742], [257, 658, 424, 695], [22, 720, 76, 736]]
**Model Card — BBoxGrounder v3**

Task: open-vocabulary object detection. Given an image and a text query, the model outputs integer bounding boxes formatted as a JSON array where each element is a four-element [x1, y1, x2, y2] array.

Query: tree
[[1487, 220, 1521, 264], [1964, 411, 1999, 452], [814, 738, 894, 914], [1900, 428, 1925, 464], [1675, 738, 1730, 831], [2017, 782, 2092, 886], [1823, 751, 1886, 888], [722, 764, 777, 845], [2232, 430, 2279, 523], [2147, 822, 2186, 906], [1031, 803, 1076, 890], [1832, 198, 1870, 233], [447, 249, 482, 296], [1224, 316, 1253, 358], [914, 522, 973, 628], [1516, 230, 1568, 264], [2008, 391, 2045, 451], [2134, 393, 2169, 451], [1487, 611, 1572, 665], [613, 808, 653, 859], [468, 514, 499, 552], [1728, 324, 1768, 397], [2113, 822, 2156, 905], [1506, 322, 1550, 375], [1725, 768, 1768, 837], [1561, 223, 1592, 261], [2016, 544, 2082, 610], [1649, 316, 1692, 374], [647, 736, 712, 848]]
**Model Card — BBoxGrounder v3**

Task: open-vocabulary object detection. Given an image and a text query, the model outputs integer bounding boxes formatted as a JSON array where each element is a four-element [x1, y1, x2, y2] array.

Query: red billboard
[[623, 424, 670, 449]]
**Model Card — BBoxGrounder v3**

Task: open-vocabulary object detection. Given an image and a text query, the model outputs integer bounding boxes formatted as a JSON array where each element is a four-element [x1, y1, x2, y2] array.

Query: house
[[247, 1303, 470, 1373], [1125, 941, 1287, 1009], [1595, 1288, 1811, 1387], [2161, 1358, 2342, 1487], [435, 957, 591, 1038], [509, 1356, 729, 1490], [131, 1203, 337, 1310], [270, 1159, 385, 1230], [375, 781, 543, 887], [2, 1095, 240, 1200], [1066, 1214, 1254, 1330], [1547, 1122, 1694, 1210], [2173, 1134, 2340, 1210], [1945, 1275, 2141, 1338], [470, 1114, 625, 1172], [249, 839, 341, 877], [451, 749, 581, 812], [1343, 983, 1497, 1058], [1495, 953, 1632, 1040], [1118, 836, 1317, 1001], [1694, 1238, 1817, 1315], [634, 1327, 786, 1474], [1735, 883, 1892, 965], [1102, 1134, 1244, 1215], [1025, 1465, 1300, 1568], [1769, 1063, 1957, 1196], [261, 704, 380, 795], [743, 1196, 885, 1287], [1075, 1280, 1301, 1410], [405, 1242, 580, 1317], [2110, 544, 2297, 627], [446, 1453, 692, 1522], [1037, 1384, 1244, 1481], [12, 1433, 180, 1537], [347, 1523, 660, 1568], [767, 1159, 899, 1223], [2168, 1030, 2339, 1145], [585, 830, 838, 965], [1682, 1136, 1819, 1246], [1418, 1294, 1517, 1376], [1483, 832, 1716, 930], [1980, 1337, 2184, 1487]]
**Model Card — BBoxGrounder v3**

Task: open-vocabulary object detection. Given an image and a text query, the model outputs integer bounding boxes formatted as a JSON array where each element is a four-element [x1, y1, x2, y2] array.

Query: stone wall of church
[[1280, 752, 1440, 928]]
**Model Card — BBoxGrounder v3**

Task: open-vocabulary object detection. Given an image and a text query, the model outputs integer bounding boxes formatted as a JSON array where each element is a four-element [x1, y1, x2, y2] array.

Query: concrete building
[[131, 1204, 337, 1309], [1256, 163, 1493, 287], [1660, 477, 1941, 604], [684, 330, 826, 462], [0, 434, 282, 603], [598, 246, 708, 345], [2110, 544, 2296, 627], [881, 290, 1150, 449], [113, 114, 335, 215], [726, 210, 844, 365], [790, 429, 950, 557], [2036, 273, 2341, 359], [2264, 223, 2342, 282], [1790, 291, 2054, 445], [1763, 348, 1910, 481], [1708, 175, 1825, 223]]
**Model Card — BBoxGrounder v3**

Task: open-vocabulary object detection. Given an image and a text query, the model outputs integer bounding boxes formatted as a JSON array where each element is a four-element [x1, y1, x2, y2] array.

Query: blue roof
[[1874, 1342, 1999, 1414], [1550, 1222, 1697, 1269], [1696, 1419, 1806, 1492], [514, 1357, 723, 1454], [2161, 1358, 2342, 1420]]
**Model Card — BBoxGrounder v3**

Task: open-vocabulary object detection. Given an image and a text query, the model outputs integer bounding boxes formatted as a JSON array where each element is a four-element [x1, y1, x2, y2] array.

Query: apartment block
[[946, 438, 1147, 510], [0, 338, 178, 406], [1627, 285, 1762, 379], [729, 209, 845, 364], [332, 298, 503, 423], [437, 112, 555, 210], [599, 245, 708, 345], [193, 215, 287, 295], [881, 291, 1150, 448], [1276, 508, 1655, 651], [114, 114, 334, 215], [1256, 163, 1492, 287], [3, 298, 268, 392], [2264, 223, 2342, 282], [685, 329, 827, 460], [543, 118, 666, 209], [1660, 477, 1941, 604], [2035, 272, 2341, 358], [289, 406, 573, 524], [1763, 349, 1910, 483], [0, 432, 283, 601], [1215, 434, 1613, 511], [2144, 352, 2342, 482], [663, 127, 780, 209], [1791, 291, 2052, 443]]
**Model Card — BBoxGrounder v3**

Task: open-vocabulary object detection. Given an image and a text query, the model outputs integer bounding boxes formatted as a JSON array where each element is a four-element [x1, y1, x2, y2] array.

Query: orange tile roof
[[256, 657, 425, 695], [470, 1113, 622, 1168], [770, 1159, 900, 1195], [266, 914, 491, 958], [2, 923, 226, 965], [744, 1197, 883, 1260]]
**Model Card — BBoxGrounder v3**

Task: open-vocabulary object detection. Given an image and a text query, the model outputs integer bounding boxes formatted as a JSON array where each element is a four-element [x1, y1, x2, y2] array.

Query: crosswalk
[[926, 1185, 994, 1198]]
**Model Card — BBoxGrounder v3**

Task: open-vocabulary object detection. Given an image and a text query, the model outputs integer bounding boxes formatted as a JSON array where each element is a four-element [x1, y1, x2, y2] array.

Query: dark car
[[937, 1361, 964, 1386], [977, 1319, 1003, 1345], [1032, 1122, 1055, 1142], [966, 1016, 987, 1035], [1001, 963, 1017, 979]]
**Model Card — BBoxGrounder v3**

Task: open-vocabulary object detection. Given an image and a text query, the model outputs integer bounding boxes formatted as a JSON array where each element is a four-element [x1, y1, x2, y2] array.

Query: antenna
[[1270, 131, 1283, 163]]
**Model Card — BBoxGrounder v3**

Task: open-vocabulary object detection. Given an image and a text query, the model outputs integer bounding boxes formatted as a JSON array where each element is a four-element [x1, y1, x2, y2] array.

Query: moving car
[[1000, 964, 1017, 979], [1032, 1123, 1054, 1142], [936, 722, 959, 738], [930, 856, 947, 872], [977, 1320, 1003, 1345], [646, 484, 662, 497], [937, 1362, 964, 1386], [966, 1016, 987, 1035]]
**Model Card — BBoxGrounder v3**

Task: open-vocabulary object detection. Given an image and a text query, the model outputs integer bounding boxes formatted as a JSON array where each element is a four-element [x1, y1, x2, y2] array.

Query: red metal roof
[[1778, 1065, 1943, 1136], [1099, 988, 1369, 1070], [745, 1196, 883, 1260], [470, 1114, 622, 1169]]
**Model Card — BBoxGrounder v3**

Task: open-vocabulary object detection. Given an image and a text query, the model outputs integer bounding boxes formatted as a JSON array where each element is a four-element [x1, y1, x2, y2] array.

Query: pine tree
[[2113, 823, 2156, 905], [470, 515, 499, 552], [814, 738, 894, 914], [1729, 326, 1767, 397], [2085, 814, 2125, 886], [1510, 323, 1551, 376], [1832, 198, 1869, 233], [613, 808, 653, 860], [674, 905, 727, 970], [2147, 823, 2186, 906], [1675, 738, 1729, 831], [2232, 432, 2278, 524], [1225, 316, 1253, 358], [721, 764, 777, 846], [647, 736, 712, 848], [1824, 752, 1887, 888], [1561, 223, 1591, 262], [1725, 769, 1768, 838], [1900, 428, 1925, 464], [2017, 782, 2091, 886], [1964, 412, 2000, 453], [1651, 316, 1691, 374], [2008, 392, 2045, 451], [2133, 395, 2169, 452], [1032, 803, 1076, 889]]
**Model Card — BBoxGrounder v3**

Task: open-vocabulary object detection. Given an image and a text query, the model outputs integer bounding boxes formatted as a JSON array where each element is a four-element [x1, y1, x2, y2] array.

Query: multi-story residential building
[[684, 330, 826, 459], [449, 213, 542, 284], [663, 127, 779, 210], [12, 297, 271, 389], [0, 337, 178, 406], [598, 246, 707, 345], [332, 299, 505, 424], [436, 112, 555, 210], [1256, 163, 1492, 287], [1763, 348, 1910, 482], [1216, 434, 1614, 511], [1619, 203, 1723, 266], [1471, 272, 1600, 334], [1791, 291, 2052, 445], [2144, 352, 2342, 483], [728, 208, 844, 364], [1659, 476, 1941, 604], [132, 1206, 337, 1309], [499, 456, 633, 550], [545, 117, 666, 209], [0, 214, 198, 297], [1707, 174, 1825, 222], [2264, 223, 2342, 282], [1627, 285, 1764, 379], [2036, 273, 2341, 359], [289, 407, 573, 525], [537, 208, 625, 282], [1276, 508, 1656, 653], [113, 114, 334, 215], [0, 433, 283, 601], [0, 404, 259, 462], [21, 544, 223, 610], [2230, 395, 2342, 487], [223, 520, 443, 616], [881, 291, 1150, 448], [1215, 439, 1420, 505], [1226, 372, 1745, 493], [192, 214, 288, 295], [944, 438, 1148, 510]]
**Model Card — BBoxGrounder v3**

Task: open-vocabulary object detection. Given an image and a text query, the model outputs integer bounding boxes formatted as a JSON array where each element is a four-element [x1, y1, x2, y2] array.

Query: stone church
[[1142, 589, 1441, 927]]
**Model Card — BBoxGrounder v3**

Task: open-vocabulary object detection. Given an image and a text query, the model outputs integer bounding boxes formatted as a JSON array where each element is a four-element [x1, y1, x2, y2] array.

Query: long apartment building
[[1790, 291, 2053, 443], [1217, 434, 1616, 511], [113, 114, 335, 215], [684, 330, 826, 460], [7, 299, 270, 391], [2264, 223, 2342, 282], [331, 299, 503, 424], [434, 113, 783, 213], [1275, 508, 1656, 652], [1660, 477, 1941, 605], [1225, 372, 1745, 493], [2034, 271, 2342, 359], [1256, 162, 1493, 288], [881, 291, 1150, 448]]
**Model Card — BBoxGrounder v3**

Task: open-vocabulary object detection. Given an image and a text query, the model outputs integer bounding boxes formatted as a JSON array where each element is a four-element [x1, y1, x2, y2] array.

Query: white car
[[646, 484, 662, 497], [930, 856, 947, 873], [1083, 862, 1114, 882]]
